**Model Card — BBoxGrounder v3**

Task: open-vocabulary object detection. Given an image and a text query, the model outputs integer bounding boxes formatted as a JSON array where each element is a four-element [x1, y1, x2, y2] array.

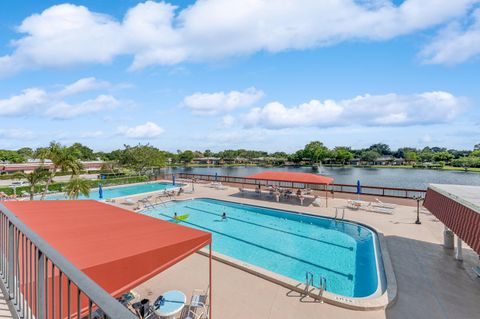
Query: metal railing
[[157, 173, 427, 199], [0, 204, 137, 319]]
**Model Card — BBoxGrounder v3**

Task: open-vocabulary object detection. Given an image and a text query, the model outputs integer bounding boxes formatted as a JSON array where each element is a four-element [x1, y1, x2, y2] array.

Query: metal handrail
[[0, 204, 137, 319]]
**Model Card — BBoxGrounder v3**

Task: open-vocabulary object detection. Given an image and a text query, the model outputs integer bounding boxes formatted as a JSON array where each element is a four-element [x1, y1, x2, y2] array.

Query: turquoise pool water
[[46, 182, 180, 200], [143, 198, 385, 298]]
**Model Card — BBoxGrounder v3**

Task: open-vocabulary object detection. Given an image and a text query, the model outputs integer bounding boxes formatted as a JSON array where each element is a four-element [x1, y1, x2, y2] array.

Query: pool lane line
[[185, 205, 354, 251], [157, 211, 354, 280]]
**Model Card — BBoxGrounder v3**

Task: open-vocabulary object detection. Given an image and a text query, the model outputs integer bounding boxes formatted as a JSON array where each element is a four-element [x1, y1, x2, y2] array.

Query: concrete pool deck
[[114, 182, 480, 319]]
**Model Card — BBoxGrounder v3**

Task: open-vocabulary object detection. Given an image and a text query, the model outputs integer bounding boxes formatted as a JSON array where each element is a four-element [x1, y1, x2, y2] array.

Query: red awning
[[3, 200, 211, 300], [247, 171, 334, 185], [423, 185, 480, 254]]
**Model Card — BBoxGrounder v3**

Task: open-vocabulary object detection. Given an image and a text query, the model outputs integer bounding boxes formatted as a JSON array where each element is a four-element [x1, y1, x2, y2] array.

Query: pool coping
[[42, 180, 182, 200], [151, 197, 398, 311]]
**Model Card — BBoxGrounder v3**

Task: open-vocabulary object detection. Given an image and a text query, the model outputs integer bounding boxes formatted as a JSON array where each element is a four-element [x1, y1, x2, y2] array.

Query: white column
[[443, 226, 454, 249], [455, 236, 463, 261]]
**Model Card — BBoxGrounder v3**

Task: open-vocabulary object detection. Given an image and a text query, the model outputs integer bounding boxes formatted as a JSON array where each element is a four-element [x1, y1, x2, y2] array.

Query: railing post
[[8, 222, 14, 297], [37, 250, 46, 319]]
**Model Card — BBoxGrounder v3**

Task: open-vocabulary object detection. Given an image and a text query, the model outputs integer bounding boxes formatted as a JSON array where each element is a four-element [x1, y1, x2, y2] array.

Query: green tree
[[333, 147, 353, 165], [13, 168, 49, 200], [17, 147, 34, 159], [119, 144, 166, 172], [404, 150, 418, 163], [69, 143, 96, 160], [303, 141, 329, 163], [419, 147, 434, 162], [64, 176, 91, 199], [433, 151, 454, 163], [368, 143, 391, 155], [360, 150, 380, 163], [38, 142, 82, 200], [178, 150, 195, 164], [0, 150, 25, 163], [470, 150, 480, 157]]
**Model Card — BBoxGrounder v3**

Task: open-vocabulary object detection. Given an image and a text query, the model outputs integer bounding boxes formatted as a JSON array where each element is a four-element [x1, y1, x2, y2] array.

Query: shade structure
[[2, 200, 212, 318], [423, 184, 480, 254], [247, 171, 334, 185]]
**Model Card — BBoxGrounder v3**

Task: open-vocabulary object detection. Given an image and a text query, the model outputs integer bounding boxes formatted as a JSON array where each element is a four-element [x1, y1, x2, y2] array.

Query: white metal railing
[[0, 204, 137, 319]]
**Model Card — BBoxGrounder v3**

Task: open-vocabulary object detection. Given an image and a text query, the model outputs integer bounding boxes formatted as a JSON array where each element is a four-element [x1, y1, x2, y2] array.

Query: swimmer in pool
[[174, 212, 178, 220], [221, 212, 227, 221]]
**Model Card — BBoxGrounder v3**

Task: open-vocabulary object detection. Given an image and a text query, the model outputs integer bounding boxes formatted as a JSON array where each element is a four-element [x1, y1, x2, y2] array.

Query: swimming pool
[[143, 198, 386, 299], [46, 182, 181, 200]]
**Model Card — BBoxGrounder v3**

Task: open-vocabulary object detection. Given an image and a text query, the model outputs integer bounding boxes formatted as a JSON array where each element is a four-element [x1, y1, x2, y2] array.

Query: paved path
[[0, 289, 13, 318]]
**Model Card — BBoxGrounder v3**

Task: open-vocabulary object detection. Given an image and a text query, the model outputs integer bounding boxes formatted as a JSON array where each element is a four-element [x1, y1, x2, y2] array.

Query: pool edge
[[167, 197, 398, 311]]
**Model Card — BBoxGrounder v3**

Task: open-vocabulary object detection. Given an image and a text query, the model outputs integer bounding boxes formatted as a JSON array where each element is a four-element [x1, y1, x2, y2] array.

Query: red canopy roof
[[423, 185, 480, 254], [3, 200, 211, 297], [247, 171, 334, 185]]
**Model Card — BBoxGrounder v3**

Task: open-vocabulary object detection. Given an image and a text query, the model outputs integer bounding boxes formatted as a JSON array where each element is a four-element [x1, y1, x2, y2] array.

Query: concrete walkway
[[123, 183, 480, 319], [0, 289, 13, 319]]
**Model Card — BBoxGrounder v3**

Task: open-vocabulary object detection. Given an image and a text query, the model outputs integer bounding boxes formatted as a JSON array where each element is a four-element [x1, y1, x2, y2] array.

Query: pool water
[[46, 182, 180, 200], [143, 198, 385, 298]]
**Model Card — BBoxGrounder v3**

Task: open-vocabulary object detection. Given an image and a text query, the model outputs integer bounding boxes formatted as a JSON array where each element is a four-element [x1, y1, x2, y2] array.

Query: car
[[10, 181, 29, 187]]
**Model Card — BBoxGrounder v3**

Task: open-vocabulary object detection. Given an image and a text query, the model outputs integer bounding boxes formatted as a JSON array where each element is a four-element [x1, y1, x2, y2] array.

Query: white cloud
[[0, 128, 34, 140], [45, 95, 120, 119], [183, 88, 263, 115], [56, 77, 111, 97], [420, 9, 480, 65], [80, 130, 104, 138], [118, 121, 165, 138], [0, 0, 478, 75], [221, 115, 236, 128], [245, 91, 466, 129], [0, 88, 47, 116], [0, 77, 125, 119]]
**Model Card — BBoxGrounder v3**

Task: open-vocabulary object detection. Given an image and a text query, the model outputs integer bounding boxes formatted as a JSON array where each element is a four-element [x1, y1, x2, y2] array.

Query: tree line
[[2, 141, 480, 172]]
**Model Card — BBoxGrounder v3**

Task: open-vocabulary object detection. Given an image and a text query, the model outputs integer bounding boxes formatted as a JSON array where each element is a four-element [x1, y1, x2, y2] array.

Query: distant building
[[0, 161, 104, 174], [191, 157, 221, 165], [373, 156, 405, 166]]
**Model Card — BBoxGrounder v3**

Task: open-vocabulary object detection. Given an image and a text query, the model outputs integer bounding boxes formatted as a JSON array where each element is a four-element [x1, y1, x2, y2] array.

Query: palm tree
[[39, 142, 82, 200], [13, 168, 49, 200], [64, 176, 91, 199]]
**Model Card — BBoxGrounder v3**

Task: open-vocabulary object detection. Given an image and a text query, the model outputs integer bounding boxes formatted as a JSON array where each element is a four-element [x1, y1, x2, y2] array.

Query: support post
[[37, 250, 46, 319], [209, 243, 212, 319], [455, 236, 463, 261], [8, 222, 14, 297]]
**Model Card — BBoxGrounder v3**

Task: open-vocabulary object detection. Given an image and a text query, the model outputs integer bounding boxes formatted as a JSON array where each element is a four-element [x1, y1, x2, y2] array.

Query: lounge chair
[[373, 198, 396, 209], [370, 206, 394, 214], [185, 287, 209, 319]]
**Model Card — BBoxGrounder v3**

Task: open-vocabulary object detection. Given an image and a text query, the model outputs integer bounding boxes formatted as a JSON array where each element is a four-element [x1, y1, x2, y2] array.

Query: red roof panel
[[247, 171, 334, 185]]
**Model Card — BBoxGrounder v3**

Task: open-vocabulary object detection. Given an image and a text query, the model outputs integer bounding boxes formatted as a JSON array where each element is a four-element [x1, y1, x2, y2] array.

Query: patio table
[[153, 290, 186, 318]]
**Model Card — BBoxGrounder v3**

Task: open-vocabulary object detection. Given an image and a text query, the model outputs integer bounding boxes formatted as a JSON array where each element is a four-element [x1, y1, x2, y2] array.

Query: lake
[[161, 166, 480, 190]]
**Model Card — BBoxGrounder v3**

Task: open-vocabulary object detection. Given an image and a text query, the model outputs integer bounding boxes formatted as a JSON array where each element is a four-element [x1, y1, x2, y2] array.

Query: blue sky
[[0, 0, 479, 152]]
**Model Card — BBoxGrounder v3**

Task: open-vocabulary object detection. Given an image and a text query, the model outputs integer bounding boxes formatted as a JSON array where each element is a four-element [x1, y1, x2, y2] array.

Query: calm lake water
[[161, 166, 480, 190]]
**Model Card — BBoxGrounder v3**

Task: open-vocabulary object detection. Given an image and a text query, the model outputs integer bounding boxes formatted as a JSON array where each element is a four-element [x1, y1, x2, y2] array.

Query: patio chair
[[370, 206, 394, 214], [185, 287, 209, 319], [373, 198, 396, 209]]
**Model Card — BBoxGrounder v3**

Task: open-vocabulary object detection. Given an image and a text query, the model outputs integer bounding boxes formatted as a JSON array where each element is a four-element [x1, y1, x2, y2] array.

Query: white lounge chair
[[185, 287, 209, 319], [373, 198, 396, 209], [370, 206, 394, 214]]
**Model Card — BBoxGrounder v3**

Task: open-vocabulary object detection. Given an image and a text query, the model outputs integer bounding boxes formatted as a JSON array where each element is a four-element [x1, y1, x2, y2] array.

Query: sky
[[0, 0, 479, 153]]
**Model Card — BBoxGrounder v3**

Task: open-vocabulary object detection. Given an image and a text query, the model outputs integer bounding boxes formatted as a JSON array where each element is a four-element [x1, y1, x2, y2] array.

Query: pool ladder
[[334, 208, 345, 221], [305, 272, 314, 294], [318, 275, 327, 303], [304, 272, 327, 302]]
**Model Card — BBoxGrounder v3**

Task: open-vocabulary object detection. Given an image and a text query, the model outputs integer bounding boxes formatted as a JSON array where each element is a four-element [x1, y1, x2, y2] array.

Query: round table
[[154, 290, 186, 318]]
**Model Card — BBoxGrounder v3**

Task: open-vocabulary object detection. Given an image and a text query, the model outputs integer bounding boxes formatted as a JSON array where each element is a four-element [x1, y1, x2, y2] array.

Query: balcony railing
[[158, 172, 426, 199], [0, 204, 137, 319]]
